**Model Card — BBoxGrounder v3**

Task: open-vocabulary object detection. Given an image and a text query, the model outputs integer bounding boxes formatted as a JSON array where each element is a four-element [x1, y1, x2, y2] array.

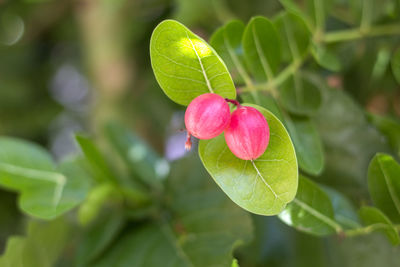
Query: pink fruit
[[184, 93, 231, 149], [224, 106, 270, 160]]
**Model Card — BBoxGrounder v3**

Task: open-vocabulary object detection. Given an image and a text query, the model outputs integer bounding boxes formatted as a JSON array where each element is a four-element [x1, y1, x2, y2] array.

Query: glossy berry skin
[[224, 106, 270, 160], [185, 93, 231, 140]]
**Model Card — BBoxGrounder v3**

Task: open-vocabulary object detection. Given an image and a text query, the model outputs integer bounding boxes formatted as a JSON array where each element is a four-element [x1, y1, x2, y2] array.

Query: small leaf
[[359, 206, 400, 245], [242, 16, 282, 82], [311, 44, 341, 72], [150, 19, 236, 105], [104, 122, 169, 188], [279, 0, 333, 30], [279, 75, 322, 116], [76, 135, 116, 183], [199, 104, 298, 216], [392, 48, 400, 84], [209, 20, 251, 85], [368, 153, 400, 223], [273, 11, 311, 62], [0, 137, 90, 220], [321, 186, 361, 229], [368, 113, 400, 155], [285, 115, 325, 176], [279, 176, 342, 236]]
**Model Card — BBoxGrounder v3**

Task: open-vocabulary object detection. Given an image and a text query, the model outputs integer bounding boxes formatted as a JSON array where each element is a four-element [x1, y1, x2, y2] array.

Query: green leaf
[[368, 153, 400, 223], [279, 0, 333, 30], [104, 122, 169, 188], [311, 44, 341, 72], [209, 20, 251, 85], [392, 48, 400, 85], [199, 104, 298, 216], [321, 186, 361, 229], [76, 210, 125, 266], [0, 218, 70, 267], [285, 115, 325, 176], [93, 156, 253, 267], [279, 75, 322, 116], [273, 12, 311, 62], [279, 0, 311, 24], [359, 206, 400, 245], [368, 113, 400, 156], [150, 19, 236, 106], [0, 137, 90, 220], [279, 176, 342, 236], [242, 16, 282, 82], [76, 134, 116, 183]]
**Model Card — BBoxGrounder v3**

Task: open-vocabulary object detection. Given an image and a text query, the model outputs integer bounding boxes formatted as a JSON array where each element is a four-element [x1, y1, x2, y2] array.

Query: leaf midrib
[[293, 198, 342, 233], [223, 30, 252, 86], [185, 31, 214, 93], [250, 160, 279, 198], [0, 162, 66, 207], [252, 25, 274, 80]]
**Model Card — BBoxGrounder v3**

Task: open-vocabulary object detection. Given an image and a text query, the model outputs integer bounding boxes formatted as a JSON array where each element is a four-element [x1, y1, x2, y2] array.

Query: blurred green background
[[0, 0, 400, 266]]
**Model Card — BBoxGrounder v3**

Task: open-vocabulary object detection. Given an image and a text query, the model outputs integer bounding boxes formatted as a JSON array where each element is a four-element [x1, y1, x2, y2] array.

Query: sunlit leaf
[[199, 104, 298, 216], [0, 137, 90, 220], [242, 16, 281, 82], [279, 176, 342, 236], [359, 206, 400, 245], [368, 153, 400, 223], [150, 19, 236, 105]]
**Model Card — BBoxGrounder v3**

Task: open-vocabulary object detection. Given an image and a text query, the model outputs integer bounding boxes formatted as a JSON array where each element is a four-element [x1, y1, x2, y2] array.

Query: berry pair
[[184, 93, 270, 160]]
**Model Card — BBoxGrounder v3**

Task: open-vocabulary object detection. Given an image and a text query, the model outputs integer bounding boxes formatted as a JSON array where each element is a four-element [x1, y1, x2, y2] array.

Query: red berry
[[184, 93, 231, 146], [224, 106, 270, 160]]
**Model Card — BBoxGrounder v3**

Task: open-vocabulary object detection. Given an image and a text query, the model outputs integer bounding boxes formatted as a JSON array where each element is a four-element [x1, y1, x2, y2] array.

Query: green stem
[[323, 23, 400, 43], [344, 223, 400, 237], [344, 224, 400, 237], [360, 0, 373, 32], [238, 59, 303, 93], [314, 0, 325, 36]]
